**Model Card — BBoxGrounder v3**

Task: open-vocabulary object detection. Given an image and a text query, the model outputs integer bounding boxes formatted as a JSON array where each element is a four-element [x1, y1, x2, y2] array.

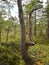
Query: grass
[[29, 37, 49, 65], [1, 26, 49, 65]]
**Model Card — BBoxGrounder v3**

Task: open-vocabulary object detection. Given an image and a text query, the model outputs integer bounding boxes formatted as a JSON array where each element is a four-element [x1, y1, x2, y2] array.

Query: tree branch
[[29, 5, 42, 16]]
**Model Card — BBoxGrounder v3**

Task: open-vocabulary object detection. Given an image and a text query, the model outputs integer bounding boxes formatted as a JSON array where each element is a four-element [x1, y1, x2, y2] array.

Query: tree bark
[[47, 14, 49, 38], [34, 11, 36, 36], [47, 0, 49, 38], [14, 25, 16, 42], [17, 0, 35, 65], [29, 14, 32, 41], [17, 0, 27, 59], [0, 25, 2, 43], [6, 26, 10, 44], [29, 6, 42, 41]]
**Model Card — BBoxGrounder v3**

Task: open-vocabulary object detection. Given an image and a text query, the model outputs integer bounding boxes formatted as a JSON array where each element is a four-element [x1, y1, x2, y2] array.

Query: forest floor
[[29, 37, 49, 65], [0, 36, 49, 65]]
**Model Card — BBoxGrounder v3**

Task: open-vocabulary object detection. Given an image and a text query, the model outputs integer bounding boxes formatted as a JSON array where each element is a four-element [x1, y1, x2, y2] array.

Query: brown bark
[[29, 14, 32, 41], [14, 25, 16, 42], [47, 14, 49, 38], [17, 0, 35, 65], [17, 0, 28, 59], [6, 26, 10, 44], [29, 8, 37, 41], [47, 0, 49, 38], [29, 6, 42, 41], [34, 11, 36, 36], [0, 25, 2, 43]]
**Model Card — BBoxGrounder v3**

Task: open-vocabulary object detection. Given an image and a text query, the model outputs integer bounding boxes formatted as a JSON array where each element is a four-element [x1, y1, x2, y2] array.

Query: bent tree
[[29, 3, 42, 41], [17, 0, 35, 65]]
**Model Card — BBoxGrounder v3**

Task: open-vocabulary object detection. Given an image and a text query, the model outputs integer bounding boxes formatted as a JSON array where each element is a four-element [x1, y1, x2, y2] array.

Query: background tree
[[25, 0, 43, 41], [46, 0, 49, 38]]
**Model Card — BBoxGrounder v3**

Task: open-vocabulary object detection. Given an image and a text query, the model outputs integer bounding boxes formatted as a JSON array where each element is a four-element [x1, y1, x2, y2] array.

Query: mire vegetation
[[0, 0, 49, 65]]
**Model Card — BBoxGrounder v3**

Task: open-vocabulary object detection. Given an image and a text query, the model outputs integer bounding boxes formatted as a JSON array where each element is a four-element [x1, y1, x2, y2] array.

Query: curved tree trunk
[[17, 0, 34, 65], [29, 6, 42, 41], [17, 0, 26, 57]]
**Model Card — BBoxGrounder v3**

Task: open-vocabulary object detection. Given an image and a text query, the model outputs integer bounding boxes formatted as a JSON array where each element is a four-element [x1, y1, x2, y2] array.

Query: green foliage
[[0, 42, 21, 65], [0, 1, 49, 65], [29, 36, 49, 65], [46, 4, 49, 14], [25, 0, 43, 14], [25, 0, 38, 14], [0, 13, 22, 65]]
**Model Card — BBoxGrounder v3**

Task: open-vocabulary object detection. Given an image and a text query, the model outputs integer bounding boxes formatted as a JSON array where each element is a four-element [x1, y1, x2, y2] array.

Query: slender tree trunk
[[47, 15, 49, 38], [0, 25, 2, 43], [47, 0, 49, 38], [14, 25, 16, 42], [17, 0, 35, 65], [28, 5, 42, 40], [17, 0, 27, 59], [34, 11, 36, 36], [6, 26, 10, 44], [29, 14, 32, 41]]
